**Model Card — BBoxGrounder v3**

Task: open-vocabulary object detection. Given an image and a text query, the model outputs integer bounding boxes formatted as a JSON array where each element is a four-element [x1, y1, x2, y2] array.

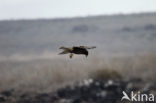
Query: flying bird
[[59, 46, 96, 58]]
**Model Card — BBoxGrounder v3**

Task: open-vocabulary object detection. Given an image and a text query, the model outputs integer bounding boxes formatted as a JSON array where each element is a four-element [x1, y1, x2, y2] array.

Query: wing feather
[[79, 46, 96, 49]]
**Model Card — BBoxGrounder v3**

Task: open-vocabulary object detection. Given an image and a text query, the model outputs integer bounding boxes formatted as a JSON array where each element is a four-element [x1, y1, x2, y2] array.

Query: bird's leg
[[85, 55, 88, 58], [69, 53, 74, 59]]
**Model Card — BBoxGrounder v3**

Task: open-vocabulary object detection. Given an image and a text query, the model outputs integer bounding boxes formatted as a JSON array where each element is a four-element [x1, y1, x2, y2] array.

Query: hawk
[[59, 46, 96, 58]]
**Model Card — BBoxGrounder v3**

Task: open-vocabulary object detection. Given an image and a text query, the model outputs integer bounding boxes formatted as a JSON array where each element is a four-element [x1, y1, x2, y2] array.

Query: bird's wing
[[79, 46, 96, 49]]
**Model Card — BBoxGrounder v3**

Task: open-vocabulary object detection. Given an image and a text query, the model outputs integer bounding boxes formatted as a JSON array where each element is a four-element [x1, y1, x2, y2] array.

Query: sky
[[0, 0, 156, 20]]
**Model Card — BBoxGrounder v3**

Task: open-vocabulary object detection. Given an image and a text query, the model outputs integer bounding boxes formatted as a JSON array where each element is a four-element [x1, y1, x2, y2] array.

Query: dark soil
[[0, 78, 156, 103]]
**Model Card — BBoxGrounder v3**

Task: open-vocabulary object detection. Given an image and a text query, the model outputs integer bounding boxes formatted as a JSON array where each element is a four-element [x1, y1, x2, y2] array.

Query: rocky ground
[[0, 78, 156, 103]]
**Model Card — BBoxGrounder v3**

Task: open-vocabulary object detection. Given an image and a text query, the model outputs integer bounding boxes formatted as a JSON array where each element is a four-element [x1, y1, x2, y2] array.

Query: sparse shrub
[[144, 24, 156, 30], [89, 68, 122, 80], [72, 24, 89, 33]]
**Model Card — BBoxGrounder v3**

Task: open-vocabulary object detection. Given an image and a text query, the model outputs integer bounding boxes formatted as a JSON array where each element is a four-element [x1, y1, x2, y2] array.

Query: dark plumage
[[72, 47, 88, 56], [59, 46, 96, 58]]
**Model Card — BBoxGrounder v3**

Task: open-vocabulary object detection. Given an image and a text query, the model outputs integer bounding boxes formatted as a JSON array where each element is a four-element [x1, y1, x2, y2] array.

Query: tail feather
[[59, 46, 72, 55], [59, 46, 69, 50], [59, 50, 69, 54]]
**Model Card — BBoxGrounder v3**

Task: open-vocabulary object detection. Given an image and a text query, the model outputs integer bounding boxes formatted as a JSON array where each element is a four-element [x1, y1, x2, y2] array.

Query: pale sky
[[0, 0, 156, 20]]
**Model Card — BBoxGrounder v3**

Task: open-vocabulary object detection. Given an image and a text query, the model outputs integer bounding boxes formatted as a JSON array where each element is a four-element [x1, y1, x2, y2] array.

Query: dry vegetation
[[0, 52, 156, 93]]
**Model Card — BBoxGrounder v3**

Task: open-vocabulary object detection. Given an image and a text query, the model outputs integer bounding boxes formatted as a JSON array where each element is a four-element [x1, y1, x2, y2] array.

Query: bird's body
[[59, 46, 96, 58], [72, 47, 88, 55]]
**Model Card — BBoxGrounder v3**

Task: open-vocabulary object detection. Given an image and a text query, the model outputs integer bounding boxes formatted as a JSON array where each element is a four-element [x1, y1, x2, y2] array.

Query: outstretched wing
[[79, 46, 96, 49]]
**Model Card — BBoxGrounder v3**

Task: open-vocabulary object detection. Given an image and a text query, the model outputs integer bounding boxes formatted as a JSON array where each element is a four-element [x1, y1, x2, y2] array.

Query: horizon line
[[0, 11, 156, 21]]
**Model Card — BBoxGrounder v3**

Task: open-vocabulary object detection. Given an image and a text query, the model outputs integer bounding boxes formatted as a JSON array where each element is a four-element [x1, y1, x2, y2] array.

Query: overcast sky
[[0, 0, 156, 20]]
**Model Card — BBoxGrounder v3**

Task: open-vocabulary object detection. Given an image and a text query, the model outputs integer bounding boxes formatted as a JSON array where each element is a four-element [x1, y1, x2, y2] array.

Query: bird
[[59, 46, 96, 58]]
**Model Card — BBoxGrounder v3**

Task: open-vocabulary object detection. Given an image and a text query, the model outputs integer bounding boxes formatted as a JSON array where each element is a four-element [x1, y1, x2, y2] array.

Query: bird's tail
[[59, 46, 72, 55], [59, 46, 69, 50], [58, 50, 69, 54]]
